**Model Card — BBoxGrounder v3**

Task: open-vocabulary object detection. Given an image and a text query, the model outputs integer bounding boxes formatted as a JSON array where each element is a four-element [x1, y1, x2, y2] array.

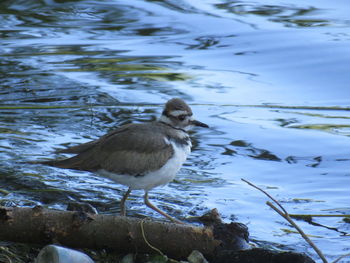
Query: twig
[[266, 201, 327, 263], [140, 219, 165, 257], [241, 178, 288, 215], [290, 214, 350, 218], [242, 178, 328, 263], [140, 219, 180, 263], [333, 253, 350, 263]]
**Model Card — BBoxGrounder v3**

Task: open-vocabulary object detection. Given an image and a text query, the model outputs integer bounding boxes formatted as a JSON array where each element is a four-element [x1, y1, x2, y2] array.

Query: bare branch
[[241, 178, 288, 214], [242, 178, 328, 263], [333, 253, 350, 263], [266, 201, 328, 263]]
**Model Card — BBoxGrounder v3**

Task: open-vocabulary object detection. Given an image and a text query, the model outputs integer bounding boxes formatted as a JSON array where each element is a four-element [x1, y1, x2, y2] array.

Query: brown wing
[[57, 140, 99, 154], [46, 123, 174, 175]]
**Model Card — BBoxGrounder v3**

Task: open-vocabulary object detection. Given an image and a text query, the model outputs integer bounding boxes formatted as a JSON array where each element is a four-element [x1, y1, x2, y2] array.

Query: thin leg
[[120, 188, 131, 216], [144, 191, 184, 224]]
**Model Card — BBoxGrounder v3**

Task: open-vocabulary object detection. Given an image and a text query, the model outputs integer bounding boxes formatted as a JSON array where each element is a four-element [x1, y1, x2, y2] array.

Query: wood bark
[[0, 206, 248, 259]]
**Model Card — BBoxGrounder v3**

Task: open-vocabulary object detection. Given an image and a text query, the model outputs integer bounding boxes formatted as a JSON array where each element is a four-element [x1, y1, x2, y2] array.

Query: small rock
[[120, 253, 134, 263], [35, 245, 94, 263], [187, 250, 209, 263]]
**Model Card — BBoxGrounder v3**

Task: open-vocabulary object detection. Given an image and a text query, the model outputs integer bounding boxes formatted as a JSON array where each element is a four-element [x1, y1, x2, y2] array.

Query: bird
[[38, 98, 209, 224]]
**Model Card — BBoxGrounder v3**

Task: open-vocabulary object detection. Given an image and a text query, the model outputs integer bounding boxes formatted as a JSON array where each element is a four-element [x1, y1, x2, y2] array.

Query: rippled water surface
[[1, 0, 350, 261]]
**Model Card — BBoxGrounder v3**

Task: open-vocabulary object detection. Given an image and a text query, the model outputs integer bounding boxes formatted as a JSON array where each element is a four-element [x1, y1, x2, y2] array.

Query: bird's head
[[159, 98, 209, 130]]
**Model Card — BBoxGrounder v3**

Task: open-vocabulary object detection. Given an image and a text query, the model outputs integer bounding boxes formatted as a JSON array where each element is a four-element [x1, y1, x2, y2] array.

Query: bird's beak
[[191, 119, 209, 128]]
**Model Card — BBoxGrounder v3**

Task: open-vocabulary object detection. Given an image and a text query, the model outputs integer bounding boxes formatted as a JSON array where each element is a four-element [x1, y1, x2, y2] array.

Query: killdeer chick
[[41, 98, 208, 224]]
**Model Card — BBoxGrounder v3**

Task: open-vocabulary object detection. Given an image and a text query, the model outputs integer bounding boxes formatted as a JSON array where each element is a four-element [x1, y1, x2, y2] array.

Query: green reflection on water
[[290, 124, 350, 136]]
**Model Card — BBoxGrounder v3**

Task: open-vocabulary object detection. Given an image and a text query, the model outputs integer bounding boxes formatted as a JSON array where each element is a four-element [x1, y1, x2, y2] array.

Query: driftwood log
[[0, 206, 249, 260]]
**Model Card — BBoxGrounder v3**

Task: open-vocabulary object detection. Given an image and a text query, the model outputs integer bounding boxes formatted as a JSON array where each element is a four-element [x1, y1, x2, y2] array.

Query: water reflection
[[216, 1, 330, 27], [222, 140, 281, 161], [56, 55, 190, 83]]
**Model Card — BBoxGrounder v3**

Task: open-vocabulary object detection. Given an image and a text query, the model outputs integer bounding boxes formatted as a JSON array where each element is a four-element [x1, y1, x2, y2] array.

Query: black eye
[[178, 115, 186, 121]]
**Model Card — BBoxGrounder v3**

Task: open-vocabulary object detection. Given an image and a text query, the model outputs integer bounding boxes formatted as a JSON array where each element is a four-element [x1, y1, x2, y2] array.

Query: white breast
[[98, 140, 191, 191]]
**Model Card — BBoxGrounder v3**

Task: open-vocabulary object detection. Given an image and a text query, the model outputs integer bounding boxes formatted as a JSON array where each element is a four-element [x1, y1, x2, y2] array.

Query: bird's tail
[[28, 151, 100, 172]]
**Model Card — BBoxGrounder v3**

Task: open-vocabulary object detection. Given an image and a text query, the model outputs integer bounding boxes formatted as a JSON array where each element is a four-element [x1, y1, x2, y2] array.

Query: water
[[1, 0, 350, 261]]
